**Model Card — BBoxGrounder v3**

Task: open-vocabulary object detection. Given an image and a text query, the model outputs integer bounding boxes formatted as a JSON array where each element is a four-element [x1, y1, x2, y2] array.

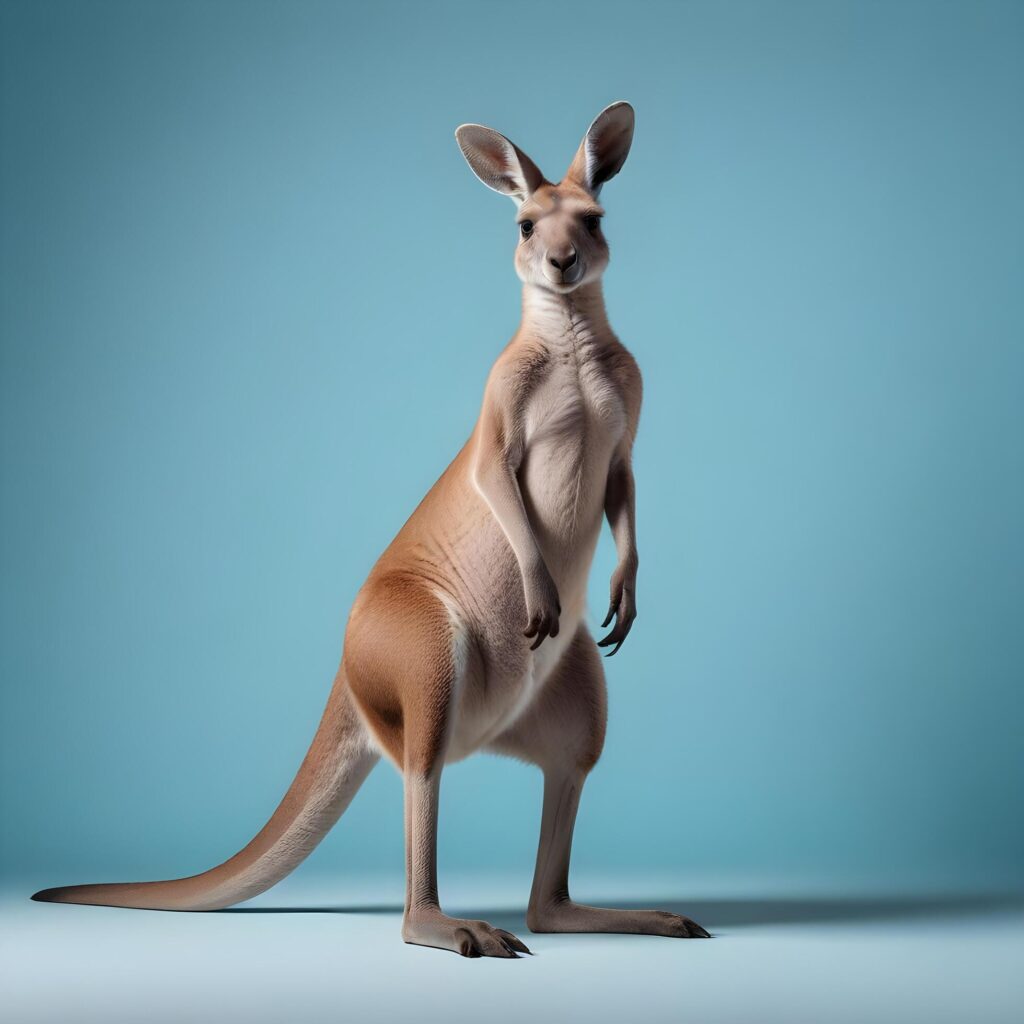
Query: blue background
[[2, 0, 1022, 893]]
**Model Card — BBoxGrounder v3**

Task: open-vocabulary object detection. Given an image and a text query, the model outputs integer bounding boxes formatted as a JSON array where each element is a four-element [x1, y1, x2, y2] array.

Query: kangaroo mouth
[[542, 262, 585, 290]]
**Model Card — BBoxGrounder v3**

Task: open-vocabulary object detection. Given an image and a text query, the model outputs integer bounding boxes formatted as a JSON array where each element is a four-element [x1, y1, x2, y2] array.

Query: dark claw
[[500, 931, 532, 954], [689, 921, 711, 938], [601, 602, 616, 628], [597, 626, 626, 656], [530, 629, 546, 651]]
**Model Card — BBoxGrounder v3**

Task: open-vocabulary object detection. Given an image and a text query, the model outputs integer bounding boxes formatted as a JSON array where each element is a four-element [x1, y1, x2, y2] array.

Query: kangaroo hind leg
[[344, 574, 530, 958], [493, 625, 710, 938]]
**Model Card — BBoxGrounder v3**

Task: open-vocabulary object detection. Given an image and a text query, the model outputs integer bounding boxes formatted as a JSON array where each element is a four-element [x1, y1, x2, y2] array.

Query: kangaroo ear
[[566, 101, 635, 196], [455, 124, 545, 204]]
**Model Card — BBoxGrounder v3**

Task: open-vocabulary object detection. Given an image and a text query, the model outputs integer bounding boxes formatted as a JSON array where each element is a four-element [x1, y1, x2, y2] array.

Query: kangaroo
[[32, 102, 709, 956]]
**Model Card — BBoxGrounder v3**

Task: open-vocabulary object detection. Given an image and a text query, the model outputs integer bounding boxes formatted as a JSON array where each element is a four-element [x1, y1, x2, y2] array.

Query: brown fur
[[32, 103, 710, 953]]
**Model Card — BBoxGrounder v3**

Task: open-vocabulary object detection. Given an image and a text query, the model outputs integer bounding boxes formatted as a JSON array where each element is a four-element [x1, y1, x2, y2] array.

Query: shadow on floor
[[219, 893, 1024, 932]]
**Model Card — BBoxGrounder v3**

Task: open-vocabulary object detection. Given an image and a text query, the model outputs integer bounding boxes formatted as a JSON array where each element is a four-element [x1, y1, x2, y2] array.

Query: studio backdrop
[[1, 0, 1022, 891]]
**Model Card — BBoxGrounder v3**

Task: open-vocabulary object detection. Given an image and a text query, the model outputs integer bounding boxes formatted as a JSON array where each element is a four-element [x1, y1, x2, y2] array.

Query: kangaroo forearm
[[473, 454, 561, 647], [474, 464, 549, 579], [604, 459, 638, 570]]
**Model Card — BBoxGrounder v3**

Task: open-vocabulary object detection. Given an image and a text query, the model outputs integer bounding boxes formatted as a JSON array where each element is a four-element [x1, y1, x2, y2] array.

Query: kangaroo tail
[[31, 675, 378, 911]]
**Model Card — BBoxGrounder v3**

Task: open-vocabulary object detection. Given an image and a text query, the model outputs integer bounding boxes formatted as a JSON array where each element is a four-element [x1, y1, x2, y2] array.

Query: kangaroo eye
[[519, 220, 534, 238], [585, 215, 602, 233]]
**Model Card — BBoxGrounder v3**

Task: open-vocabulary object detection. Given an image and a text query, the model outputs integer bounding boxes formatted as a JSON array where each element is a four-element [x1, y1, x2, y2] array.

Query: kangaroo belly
[[444, 603, 584, 762]]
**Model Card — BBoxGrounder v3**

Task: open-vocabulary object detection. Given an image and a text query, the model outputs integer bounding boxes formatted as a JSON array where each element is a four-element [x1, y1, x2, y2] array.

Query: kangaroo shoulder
[[605, 341, 642, 393], [486, 340, 552, 411], [600, 340, 642, 433]]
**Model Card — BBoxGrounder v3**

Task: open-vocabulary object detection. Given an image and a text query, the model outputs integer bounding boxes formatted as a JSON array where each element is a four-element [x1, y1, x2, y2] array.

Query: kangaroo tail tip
[[31, 885, 97, 904], [31, 887, 64, 903]]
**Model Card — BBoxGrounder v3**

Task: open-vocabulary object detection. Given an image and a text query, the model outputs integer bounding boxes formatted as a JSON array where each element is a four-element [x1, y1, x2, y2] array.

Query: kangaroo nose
[[548, 250, 578, 272]]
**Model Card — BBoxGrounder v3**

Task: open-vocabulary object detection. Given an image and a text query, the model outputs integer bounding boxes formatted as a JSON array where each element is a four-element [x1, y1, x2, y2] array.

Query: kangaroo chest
[[519, 345, 627, 549]]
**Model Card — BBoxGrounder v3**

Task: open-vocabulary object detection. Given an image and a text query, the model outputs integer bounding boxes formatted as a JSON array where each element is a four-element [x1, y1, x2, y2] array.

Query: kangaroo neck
[[519, 281, 612, 353]]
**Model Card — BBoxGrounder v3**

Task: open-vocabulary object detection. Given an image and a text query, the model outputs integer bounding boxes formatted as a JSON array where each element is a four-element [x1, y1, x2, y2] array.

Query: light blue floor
[[3, 873, 1022, 1023]]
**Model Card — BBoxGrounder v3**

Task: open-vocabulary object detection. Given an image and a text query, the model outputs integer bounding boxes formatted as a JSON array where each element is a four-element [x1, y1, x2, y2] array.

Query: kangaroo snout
[[545, 247, 583, 287], [548, 249, 577, 272]]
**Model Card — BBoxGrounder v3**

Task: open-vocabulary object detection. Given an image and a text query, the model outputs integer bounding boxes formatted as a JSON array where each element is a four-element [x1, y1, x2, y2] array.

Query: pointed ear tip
[[455, 123, 492, 141], [584, 102, 634, 143], [606, 101, 635, 123]]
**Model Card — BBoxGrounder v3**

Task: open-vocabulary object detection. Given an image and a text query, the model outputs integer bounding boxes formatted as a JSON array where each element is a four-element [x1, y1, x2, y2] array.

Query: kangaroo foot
[[403, 908, 532, 958], [528, 900, 711, 938]]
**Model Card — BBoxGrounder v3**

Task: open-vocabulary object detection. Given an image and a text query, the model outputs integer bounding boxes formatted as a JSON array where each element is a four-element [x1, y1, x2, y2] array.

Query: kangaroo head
[[455, 102, 634, 294]]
